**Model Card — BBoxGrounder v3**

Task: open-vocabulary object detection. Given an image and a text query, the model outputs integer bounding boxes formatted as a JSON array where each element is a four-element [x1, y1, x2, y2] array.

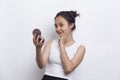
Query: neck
[[64, 32, 75, 47]]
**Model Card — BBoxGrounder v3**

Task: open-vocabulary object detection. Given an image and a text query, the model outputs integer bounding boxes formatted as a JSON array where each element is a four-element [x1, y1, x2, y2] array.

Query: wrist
[[60, 45, 65, 52], [36, 47, 41, 52], [36, 45, 42, 49], [60, 44, 65, 50]]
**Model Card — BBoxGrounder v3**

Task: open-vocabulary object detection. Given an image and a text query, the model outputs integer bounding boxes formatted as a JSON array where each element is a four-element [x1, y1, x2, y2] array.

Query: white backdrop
[[0, 0, 120, 80]]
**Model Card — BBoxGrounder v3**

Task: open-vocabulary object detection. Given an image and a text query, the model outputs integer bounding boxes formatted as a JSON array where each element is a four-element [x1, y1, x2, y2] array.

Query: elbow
[[37, 64, 44, 69], [36, 60, 45, 69], [39, 66, 44, 69], [36, 59, 45, 69], [64, 67, 74, 74]]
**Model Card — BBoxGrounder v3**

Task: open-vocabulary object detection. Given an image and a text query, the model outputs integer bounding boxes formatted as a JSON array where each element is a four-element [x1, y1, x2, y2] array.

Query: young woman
[[33, 10, 86, 80]]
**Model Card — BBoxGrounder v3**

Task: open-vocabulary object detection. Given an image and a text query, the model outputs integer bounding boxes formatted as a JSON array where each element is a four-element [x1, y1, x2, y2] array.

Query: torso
[[44, 39, 80, 80]]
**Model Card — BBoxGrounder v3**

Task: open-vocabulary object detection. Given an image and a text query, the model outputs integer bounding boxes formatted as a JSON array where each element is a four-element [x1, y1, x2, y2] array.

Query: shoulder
[[44, 39, 58, 51], [77, 44, 86, 55], [79, 45, 86, 50], [47, 39, 59, 45], [43, 40, 53, 51], [46, 39, 53, 44], [45, 40, 53, 46], [74, 41, 86, 52]]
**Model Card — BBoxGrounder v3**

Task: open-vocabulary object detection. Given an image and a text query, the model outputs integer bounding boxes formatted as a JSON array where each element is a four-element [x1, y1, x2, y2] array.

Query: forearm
[[36, 47, 45, 69], [60, 45, 73, 74]]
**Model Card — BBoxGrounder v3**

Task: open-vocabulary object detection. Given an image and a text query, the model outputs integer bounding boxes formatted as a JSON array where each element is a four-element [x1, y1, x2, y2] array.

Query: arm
[[36, 40, 52, 69], [33, 35, 52, 69], [60, 44, 86, 74]]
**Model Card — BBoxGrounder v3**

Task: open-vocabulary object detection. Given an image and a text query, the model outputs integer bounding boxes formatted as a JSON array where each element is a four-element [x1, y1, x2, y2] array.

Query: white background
[[0, 0, 120, 80]]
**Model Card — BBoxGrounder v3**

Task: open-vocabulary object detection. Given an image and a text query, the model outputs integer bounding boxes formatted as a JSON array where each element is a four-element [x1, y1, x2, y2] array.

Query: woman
[[33, 10, 86, 80]]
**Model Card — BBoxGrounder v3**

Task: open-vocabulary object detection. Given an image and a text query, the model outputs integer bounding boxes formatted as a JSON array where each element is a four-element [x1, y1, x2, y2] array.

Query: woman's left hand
[[59, 31, 70, 47]]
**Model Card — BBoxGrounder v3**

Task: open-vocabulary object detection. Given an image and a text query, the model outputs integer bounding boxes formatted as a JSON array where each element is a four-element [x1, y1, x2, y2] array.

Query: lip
[[58, 32, 62, 35], [57, 32, 63, 36]]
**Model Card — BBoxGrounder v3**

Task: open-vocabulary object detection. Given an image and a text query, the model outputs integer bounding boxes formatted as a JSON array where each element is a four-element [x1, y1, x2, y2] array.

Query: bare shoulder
[[77, 44, 86, 55], [46, 40, 53, 45], [43, 40, 53, 53], [78, 45, 86, 50], [44, 40, 53, 48]]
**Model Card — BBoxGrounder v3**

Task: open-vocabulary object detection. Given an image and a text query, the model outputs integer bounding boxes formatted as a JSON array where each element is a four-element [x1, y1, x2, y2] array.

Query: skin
[[33, 16, 86, 74]]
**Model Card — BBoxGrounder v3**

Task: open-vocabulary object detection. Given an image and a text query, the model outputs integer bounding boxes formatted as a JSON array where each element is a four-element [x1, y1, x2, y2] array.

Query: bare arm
[[33, 35, 52, 69], [60, 42, 85, 74], [59, 31, 86, 74], [60, 44, 86, 74]]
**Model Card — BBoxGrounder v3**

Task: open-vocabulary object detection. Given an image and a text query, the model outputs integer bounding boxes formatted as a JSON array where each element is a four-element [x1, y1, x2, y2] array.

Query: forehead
[[55, 16, 68, 24]]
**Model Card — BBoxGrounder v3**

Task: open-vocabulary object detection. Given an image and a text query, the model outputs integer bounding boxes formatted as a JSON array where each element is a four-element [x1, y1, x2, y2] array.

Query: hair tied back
[[69, 10, 80, 18]]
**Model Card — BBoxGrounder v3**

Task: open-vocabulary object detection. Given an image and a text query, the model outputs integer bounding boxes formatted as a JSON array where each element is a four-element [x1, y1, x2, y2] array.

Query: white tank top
[[44, 39, 80, 80]]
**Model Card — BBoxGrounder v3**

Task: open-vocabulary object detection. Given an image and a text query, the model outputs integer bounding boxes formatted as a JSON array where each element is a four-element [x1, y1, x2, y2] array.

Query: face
[[54, 16, 73, 37]]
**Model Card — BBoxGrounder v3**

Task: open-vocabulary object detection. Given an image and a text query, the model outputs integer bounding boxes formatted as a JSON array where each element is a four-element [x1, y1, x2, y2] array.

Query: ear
[[70, 23, 74, 29]]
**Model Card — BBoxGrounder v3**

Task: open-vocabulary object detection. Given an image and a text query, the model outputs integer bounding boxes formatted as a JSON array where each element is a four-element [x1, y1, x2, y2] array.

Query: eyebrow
[[54, 22, 63, 26]]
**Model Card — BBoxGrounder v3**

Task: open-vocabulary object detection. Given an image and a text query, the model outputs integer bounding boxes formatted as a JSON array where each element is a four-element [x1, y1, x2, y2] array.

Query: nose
[[56, 26, 61, 31]]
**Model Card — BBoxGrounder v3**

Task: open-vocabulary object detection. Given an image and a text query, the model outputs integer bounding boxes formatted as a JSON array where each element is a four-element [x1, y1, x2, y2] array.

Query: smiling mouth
[[57, 32, 63, 36]]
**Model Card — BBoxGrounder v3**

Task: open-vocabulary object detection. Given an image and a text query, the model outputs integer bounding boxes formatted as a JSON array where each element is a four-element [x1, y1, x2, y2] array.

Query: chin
[[59, 36, 62, 38], [57, 33, 63, 37], [58, 35, 62, 37]]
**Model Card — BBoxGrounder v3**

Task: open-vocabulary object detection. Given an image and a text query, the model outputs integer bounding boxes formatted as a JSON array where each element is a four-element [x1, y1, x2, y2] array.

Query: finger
[[36, 35, 40, 44], [33, 34, 37, 44], [40, 37, 44, 43], [37, 37, 44, 46], [33, 34, 36, 41]]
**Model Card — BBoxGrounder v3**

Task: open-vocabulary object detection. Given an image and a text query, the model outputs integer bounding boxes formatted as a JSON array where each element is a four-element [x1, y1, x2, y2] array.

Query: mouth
[[57, 32, 63, 36]]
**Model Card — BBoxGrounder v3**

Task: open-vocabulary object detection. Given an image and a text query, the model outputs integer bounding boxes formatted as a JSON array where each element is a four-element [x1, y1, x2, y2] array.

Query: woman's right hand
[[33, 34, 45, 49]]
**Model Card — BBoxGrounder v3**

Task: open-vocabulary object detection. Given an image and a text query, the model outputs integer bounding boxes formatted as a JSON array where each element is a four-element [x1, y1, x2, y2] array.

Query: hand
[[33, 34, 45, 49], [59, 31, 71, 47]]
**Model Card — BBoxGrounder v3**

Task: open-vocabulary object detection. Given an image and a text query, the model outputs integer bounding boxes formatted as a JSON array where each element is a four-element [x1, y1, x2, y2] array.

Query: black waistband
[[42, 74, 68, 80]]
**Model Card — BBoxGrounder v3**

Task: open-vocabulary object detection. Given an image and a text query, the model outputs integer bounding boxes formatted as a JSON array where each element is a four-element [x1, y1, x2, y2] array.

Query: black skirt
[[42, 75, 68, 80]]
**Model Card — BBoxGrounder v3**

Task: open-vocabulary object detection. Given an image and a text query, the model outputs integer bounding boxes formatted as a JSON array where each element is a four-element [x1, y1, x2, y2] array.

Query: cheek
[[61, 26, 68, 30], [62, 26, 71, 32]]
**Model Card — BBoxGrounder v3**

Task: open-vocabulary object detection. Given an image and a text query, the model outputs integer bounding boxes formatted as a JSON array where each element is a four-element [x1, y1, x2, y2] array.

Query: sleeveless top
[[44, 39, 80, 80]]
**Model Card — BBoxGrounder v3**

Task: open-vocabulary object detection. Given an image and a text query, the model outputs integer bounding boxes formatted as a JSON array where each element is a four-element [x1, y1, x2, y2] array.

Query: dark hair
[[55, 10, 80, 31]]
